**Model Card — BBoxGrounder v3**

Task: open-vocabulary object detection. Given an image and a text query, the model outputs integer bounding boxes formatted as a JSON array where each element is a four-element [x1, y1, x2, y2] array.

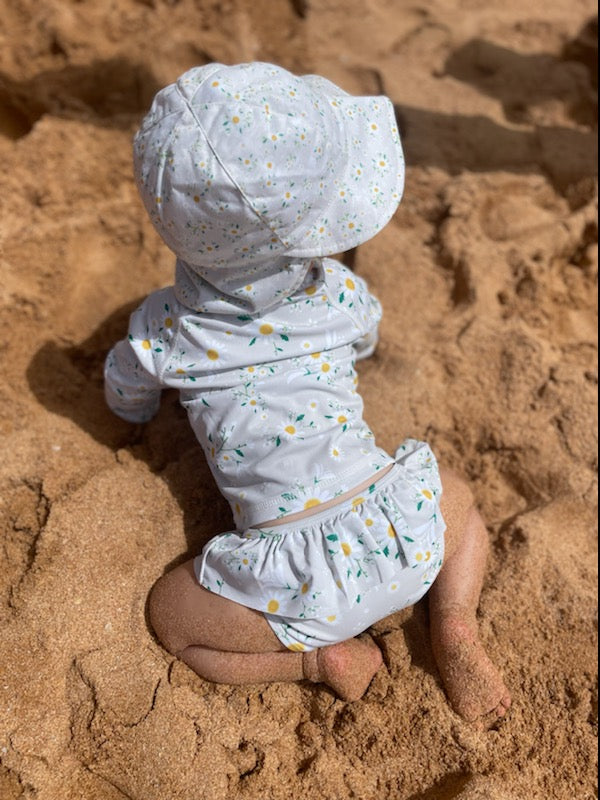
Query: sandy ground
[[0, 1, 597, 798]]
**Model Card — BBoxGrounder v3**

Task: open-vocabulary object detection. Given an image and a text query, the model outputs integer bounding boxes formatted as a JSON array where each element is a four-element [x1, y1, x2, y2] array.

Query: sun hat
[[133, 62, 404, 313]]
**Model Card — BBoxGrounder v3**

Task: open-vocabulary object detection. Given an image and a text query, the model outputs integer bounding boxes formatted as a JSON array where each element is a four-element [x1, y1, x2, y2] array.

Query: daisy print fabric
[[132, 62, 404, 316], [105, 258, 396, 529], [196, 443, 445, 652]]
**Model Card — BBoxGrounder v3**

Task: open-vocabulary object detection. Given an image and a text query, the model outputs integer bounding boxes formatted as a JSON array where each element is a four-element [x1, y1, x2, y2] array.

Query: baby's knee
[[440, 468, 475, 513], [147, 572, 187, 656], [439, 468, 478, 553]]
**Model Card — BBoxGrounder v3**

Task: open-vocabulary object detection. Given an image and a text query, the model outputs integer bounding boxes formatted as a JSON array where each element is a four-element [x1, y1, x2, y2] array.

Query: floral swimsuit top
[[105, 258, 394, 530]]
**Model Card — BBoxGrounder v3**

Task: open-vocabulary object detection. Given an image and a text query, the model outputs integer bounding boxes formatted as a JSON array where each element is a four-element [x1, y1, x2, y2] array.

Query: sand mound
[[0, 1, 597, 798]]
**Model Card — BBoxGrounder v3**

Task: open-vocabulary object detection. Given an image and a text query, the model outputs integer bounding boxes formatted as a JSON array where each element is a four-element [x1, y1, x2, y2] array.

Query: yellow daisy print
[[415, 551, 432, 563], [281, 423, 300, 441], [416, 485, 435, 510], [351, 496, 365, 511], [304, 497, 322, 510]]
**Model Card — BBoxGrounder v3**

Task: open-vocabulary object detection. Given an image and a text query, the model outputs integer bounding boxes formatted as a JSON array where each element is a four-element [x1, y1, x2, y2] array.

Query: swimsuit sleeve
[[352, 280, 382, 361], [104, 289, 176, 423], [323, 260, 382, 361]]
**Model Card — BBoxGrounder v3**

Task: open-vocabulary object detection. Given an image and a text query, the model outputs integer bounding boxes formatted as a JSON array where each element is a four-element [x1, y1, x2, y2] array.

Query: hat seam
[[305, 96, 352, 249], [174, 83, 290, 254]]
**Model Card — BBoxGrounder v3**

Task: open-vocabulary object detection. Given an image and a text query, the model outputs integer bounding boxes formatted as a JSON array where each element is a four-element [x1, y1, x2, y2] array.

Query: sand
[[0, 1, 597, 798]]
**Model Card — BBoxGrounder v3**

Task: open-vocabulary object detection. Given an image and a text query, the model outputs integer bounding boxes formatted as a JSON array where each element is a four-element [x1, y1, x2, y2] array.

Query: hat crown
[[133, 62, 404, 312]]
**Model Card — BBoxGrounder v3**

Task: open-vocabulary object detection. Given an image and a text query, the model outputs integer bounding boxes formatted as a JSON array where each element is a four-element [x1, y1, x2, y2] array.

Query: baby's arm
[[332, 263, 382, 361], [104, 338, 163, 423], [353, 291, 381, 361], [104, 291, 173, 423]]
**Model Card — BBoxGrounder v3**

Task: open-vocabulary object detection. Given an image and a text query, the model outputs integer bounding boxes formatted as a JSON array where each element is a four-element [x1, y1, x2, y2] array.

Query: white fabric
[[105, 258, 395, 529], [132, 62, 404, 315], [195, 447, 445, 652]]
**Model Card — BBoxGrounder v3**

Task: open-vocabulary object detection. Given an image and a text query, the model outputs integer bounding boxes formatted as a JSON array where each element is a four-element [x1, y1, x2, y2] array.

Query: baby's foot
[[431, 616, 511, 724], [303, 638, 383, 701]]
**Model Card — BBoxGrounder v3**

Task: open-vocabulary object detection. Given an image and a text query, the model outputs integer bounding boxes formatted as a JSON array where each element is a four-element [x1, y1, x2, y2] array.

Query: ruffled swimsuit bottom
[[195, 439, 446, 651]]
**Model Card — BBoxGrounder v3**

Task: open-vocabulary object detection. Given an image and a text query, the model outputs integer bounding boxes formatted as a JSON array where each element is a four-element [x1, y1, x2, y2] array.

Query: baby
[[105, 62, 510, 722]]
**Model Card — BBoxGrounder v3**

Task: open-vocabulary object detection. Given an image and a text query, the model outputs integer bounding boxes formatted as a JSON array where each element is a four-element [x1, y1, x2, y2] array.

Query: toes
[[468, 691, 512, 729], [493, 692, 512, 719], [485, 698, 512, 726]]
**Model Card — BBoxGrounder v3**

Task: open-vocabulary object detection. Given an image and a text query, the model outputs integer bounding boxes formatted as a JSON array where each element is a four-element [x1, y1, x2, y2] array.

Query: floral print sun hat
[[133, 62, 405, 314]]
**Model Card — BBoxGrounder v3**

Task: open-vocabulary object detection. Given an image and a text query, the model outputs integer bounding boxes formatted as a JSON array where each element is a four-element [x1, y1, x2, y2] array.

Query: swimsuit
[[196, 442, 445, 651], [105, 259, 396, 530]]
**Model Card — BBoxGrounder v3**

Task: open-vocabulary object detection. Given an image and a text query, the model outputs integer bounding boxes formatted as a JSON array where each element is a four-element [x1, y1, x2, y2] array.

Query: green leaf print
[[249, 337, 257, 346], [237, 315, 253, 321], [326, 534, 338, 541], [339, 292, 345, 303]]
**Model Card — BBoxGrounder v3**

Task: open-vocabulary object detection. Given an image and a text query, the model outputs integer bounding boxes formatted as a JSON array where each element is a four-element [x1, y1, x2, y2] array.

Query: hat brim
[[284, 77, 405, 258]]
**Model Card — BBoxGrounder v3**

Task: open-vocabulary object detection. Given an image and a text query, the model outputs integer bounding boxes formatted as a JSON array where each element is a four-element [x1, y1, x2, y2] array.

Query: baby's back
[[105, 259, 394, 530]]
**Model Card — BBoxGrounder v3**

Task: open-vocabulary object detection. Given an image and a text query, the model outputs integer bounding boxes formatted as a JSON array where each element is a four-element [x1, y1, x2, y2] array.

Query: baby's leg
[[148, 560, 381, 701], [428, 470, 511, 723]]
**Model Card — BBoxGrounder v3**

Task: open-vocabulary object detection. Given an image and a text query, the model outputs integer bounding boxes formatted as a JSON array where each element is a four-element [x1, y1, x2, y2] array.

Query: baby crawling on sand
[[105, 62, 510, 722]]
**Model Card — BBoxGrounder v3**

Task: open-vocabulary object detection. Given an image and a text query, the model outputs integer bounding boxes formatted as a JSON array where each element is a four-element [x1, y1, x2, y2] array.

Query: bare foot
[[431, 616, 511, 724], [303, 638, 383, 701]]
